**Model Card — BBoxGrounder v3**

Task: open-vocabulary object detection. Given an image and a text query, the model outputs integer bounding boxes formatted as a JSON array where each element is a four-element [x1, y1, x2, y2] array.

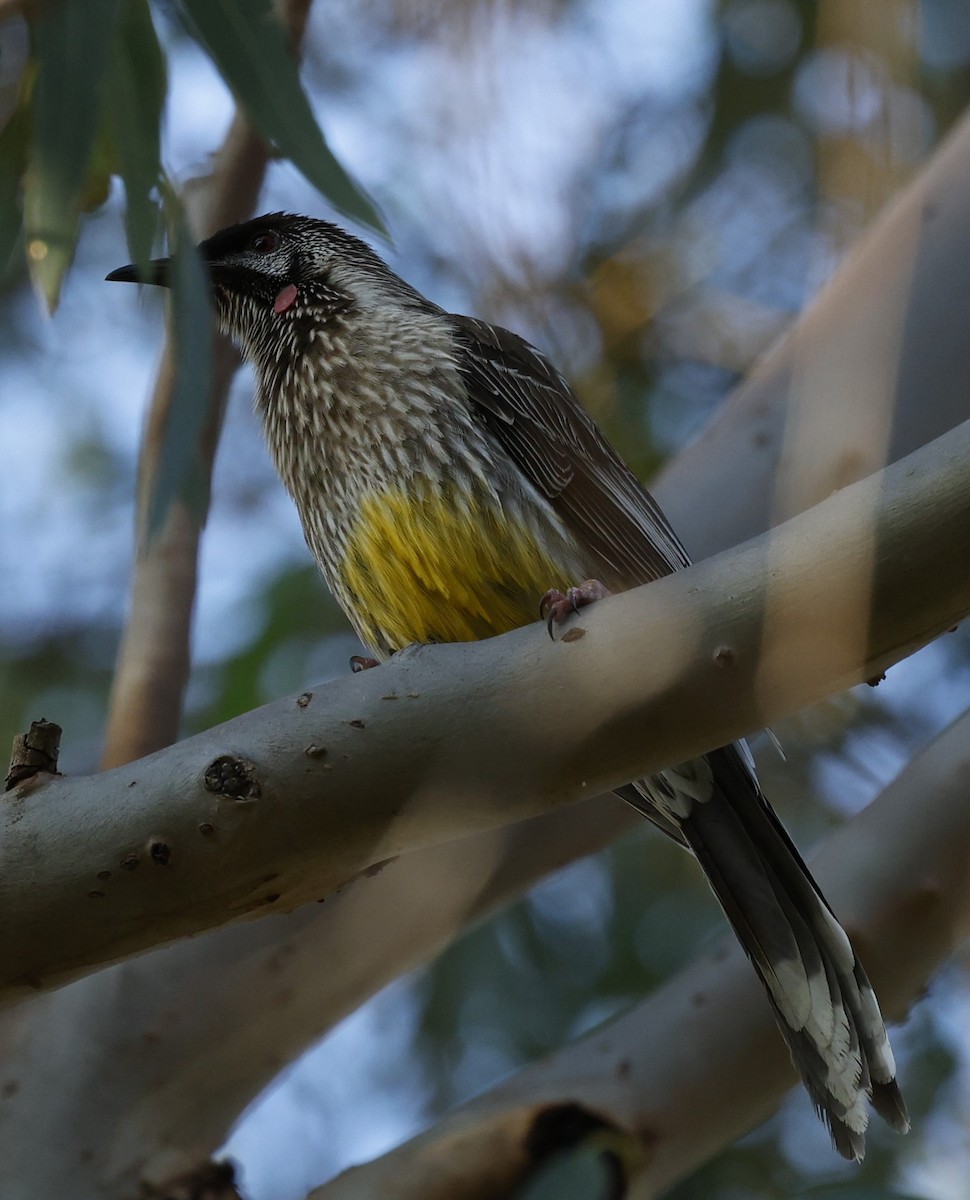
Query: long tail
[[625, 743, 909, 1160]]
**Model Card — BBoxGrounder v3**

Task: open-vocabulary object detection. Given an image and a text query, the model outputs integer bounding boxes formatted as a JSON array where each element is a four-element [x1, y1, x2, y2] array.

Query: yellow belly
[[338, 486, 575, 655]]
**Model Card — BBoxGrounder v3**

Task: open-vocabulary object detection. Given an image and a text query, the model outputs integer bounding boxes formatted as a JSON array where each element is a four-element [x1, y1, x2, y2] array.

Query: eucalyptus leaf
[[145, 199, 214, 542], [107, 0, 166, 269], [0, 101, 29, 281], [23, 0, 119, 311], [178, 0, 384, 233]]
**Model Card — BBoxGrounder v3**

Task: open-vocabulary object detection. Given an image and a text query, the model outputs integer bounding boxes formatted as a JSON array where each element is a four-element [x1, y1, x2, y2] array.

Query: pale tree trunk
[[3, 415, 970, 998], [310, 707, 970, 1199]]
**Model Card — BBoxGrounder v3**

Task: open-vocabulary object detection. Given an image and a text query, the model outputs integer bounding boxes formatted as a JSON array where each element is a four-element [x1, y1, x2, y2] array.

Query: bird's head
[[106, 212, 420, 358]]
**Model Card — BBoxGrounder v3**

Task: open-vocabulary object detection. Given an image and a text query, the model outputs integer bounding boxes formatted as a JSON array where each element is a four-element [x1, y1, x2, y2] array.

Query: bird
[[107, 212, 908, 1159]]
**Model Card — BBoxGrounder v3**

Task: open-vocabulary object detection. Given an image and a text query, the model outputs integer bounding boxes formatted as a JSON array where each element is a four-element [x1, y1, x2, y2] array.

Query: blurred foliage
[[179, 0, 383, 231], [143, 191, 214, 539], [1, 0, 382, 551], [415, 824, 721, 1113], [0, 624, 118, 774], [2, 0, 970, 1198], [1, 0, 380, 312], [106, 0, 166, 270], [186, 563, 353, 733], [22, 0, 119, 310]]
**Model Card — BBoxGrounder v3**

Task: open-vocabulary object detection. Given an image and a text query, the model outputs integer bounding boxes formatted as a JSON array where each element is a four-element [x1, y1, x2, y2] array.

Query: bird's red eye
[[251, 232, 278, 254]]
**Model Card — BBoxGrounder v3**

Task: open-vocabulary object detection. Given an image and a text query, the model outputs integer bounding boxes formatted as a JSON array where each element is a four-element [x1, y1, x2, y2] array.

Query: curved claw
[[538, 588, 569, 639], [539, 580, 612, 639]]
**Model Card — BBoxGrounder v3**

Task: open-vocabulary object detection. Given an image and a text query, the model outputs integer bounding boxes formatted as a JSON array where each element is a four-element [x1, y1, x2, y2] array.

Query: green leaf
[[145, 193, 214, 542], [106, 0, 166, 269], [0, 100, 29, 281], [177, 0, 384, 233], [23, 0, 120, 311], [80, 110, 120, 215]]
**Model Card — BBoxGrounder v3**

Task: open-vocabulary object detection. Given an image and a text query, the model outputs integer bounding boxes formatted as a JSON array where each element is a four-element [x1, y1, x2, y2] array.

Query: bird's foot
[[539, 579, 612, 638], [350, 655, 380, 673]]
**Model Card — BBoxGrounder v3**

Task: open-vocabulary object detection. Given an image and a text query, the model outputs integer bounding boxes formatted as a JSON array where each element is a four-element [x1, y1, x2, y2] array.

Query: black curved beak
[[105, 257, 172, 286]]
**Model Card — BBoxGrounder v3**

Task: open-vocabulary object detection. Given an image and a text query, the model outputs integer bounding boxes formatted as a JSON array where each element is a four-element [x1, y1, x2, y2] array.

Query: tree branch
[[0, 800, 637, 1198], [3, 415, 969, 1001], [309, 705, 970, 1198], [659, 104, 970, 558]]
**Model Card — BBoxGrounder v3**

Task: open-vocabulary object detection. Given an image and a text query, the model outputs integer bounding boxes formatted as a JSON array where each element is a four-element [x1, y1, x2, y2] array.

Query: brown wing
[[450, 314, 691, 588]]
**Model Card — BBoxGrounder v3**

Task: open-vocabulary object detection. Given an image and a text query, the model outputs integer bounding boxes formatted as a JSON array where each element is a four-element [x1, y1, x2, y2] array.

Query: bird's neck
[[246, 307, 503, 577], [253, 307, 475, 487]]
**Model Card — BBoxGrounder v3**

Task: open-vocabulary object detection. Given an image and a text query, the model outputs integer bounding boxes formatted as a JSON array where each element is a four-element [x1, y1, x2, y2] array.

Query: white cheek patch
[[274, 284, 299, 314]]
